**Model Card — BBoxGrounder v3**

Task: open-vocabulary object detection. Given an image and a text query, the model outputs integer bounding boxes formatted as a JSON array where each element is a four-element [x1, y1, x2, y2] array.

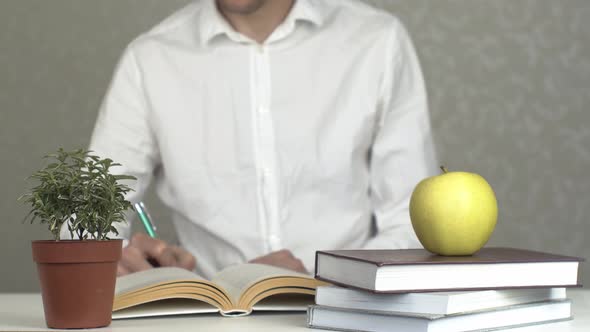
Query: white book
[[307, 300, 572, 332], [315, 286, 567, 315]]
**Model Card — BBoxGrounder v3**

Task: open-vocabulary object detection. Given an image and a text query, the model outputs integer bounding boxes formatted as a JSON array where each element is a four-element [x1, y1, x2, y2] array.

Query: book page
[[115, 267, 207, 296], [114, 267, 235, 313], [112, 298, 219, 319], [211, 263, 312, 305]]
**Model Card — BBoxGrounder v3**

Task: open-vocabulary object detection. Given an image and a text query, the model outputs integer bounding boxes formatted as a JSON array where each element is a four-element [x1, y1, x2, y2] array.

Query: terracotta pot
[[31, 239, 122, 329]]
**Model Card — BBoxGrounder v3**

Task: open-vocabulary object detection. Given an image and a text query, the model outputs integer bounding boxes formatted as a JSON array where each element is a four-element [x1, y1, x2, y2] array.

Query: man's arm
[[89, 45, 196, 275], [59, 45, 155, 241], [364, 20, 439, 249], [90, 45, 158, 233]]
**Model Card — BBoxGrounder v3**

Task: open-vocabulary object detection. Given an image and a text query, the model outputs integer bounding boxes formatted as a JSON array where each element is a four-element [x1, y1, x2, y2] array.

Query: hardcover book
[[307, 300, 572, 332], [315, 286, 567, 315], [315, 247, 583, 293]]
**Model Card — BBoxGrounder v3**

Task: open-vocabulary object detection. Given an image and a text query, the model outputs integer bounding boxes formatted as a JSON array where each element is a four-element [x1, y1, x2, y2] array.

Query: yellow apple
[[409, 167, 498, 256]]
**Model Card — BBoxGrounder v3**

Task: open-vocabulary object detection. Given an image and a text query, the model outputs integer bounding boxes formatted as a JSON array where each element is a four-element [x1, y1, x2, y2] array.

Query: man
[[90, 0, 438, 277]]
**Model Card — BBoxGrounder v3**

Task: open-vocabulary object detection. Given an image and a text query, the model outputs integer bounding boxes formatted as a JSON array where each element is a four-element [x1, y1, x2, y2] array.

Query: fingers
[[276, 250, 306, 272], [249, 249, 291, 263], [157, 245, 197, 269], [157, 246, 178, 267], [249, 249, 308, 274], [119, 245, 153, 275], [130, 233, 167, 259], [117, 263, 130, 276], [280, 253, 307, 273], [172, 245, 197, 270], [122, 233, 197, 274]]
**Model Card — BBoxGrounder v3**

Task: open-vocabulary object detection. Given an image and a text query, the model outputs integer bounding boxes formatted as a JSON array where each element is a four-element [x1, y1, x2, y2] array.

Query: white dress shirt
[[89, 0, 439, 278]]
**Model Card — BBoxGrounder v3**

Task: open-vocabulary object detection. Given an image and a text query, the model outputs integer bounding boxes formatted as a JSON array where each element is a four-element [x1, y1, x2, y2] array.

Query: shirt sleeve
[[363, 20, 439, 249], [76, 44, 159, 241]]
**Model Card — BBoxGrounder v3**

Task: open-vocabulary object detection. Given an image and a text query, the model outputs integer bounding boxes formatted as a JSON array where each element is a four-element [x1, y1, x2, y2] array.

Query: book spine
[[314, 252, 320, 278]]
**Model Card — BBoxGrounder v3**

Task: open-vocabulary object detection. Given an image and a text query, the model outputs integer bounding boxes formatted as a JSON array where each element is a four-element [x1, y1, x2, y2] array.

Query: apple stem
[[440, 166, 449, 174]]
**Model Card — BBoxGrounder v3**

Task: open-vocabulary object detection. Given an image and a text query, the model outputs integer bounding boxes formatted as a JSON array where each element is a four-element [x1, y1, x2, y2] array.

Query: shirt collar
[[198, 0, 324, 46]]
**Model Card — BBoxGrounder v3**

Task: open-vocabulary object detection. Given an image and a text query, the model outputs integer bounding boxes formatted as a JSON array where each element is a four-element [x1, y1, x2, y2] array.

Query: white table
[[0, 290, 588, 331]]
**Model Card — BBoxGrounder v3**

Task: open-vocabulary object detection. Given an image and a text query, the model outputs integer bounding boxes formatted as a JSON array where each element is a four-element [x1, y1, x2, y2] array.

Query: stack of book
[[308, 247, 583, 332]]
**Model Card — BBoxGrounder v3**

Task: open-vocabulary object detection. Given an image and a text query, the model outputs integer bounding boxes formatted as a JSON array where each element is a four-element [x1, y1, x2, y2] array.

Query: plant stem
[[440, 166, 449, 174]]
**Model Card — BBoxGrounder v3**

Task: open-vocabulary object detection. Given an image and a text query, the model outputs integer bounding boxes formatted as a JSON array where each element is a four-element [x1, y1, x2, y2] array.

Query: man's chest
[[139, 42, 385, 180]]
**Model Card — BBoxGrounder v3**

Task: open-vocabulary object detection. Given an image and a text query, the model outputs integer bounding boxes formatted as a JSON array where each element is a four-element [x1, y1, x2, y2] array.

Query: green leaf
[[113, 175, 137, 181], [19, 148, 136, 241]]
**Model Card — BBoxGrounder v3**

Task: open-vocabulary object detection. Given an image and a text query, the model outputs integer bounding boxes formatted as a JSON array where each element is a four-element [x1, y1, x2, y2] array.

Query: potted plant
[[20, 148, 135, 329]]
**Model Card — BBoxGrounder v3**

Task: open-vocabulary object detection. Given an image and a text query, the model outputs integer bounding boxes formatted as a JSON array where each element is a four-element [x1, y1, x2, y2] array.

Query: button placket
[[252, 44, 282, 252]]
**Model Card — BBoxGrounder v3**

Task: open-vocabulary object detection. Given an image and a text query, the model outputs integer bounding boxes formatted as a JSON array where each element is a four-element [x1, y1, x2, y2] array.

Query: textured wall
[[0, 0, 588, 292], [367, 0, 590, 281]]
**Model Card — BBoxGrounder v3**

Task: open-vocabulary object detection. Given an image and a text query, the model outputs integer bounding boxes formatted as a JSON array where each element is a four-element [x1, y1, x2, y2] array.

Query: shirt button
[[269, 235, 281, 248]]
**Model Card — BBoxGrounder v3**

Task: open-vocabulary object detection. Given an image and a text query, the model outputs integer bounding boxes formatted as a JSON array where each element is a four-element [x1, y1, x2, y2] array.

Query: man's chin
[[216, 0, 267, 15]]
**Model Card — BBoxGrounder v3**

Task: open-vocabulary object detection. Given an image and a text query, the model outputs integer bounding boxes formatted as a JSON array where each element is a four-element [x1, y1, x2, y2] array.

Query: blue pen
[[134, 201, 161, 267], [134, 201, 157, 238]]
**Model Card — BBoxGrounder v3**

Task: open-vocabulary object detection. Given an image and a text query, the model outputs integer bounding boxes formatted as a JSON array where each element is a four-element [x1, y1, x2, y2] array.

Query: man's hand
[[118, 233, 197, 276], [249, 249, 307, 274]]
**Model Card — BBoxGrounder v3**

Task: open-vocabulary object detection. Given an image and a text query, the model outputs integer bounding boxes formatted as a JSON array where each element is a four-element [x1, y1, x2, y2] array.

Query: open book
[[112, 264, 326, 319]]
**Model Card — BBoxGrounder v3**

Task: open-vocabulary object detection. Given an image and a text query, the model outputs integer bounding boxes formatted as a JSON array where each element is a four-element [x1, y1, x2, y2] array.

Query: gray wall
[[1, 0, 588, 292]]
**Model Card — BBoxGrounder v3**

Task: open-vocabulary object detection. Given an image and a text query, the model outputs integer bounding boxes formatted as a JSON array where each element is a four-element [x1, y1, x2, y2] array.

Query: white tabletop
[[0, 289, 588, 331]]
